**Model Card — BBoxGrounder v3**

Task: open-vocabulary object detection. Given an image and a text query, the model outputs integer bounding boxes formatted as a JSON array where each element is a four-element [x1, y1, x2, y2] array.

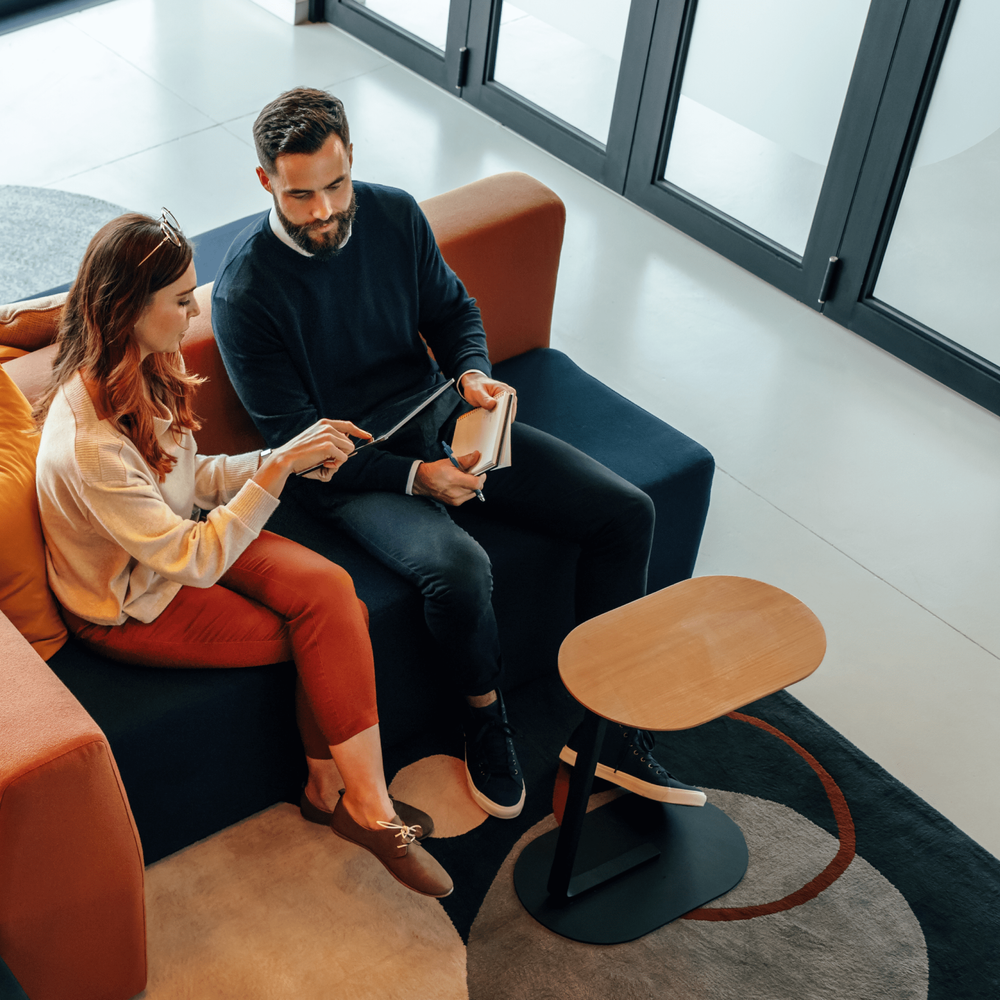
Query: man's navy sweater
[[211, 181, 492, 493]]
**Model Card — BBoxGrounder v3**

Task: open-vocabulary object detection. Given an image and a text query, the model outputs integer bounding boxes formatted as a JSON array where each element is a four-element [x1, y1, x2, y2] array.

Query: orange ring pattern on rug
[[681, 711, 856, 922]]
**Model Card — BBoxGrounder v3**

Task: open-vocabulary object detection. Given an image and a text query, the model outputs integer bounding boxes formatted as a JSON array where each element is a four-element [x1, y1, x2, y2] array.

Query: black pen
[[441, 440, 485, 502]]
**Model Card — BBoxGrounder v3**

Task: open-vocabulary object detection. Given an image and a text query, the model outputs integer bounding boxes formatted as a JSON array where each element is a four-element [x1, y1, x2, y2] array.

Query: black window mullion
[[622, 0, 689, 197], [824, 0, 952, 327], [602, 0, 660, 192], [825, 0, 1000, 415], [446, 0, 475, 93], [798, 0, 909, 306], [323, 0, 456, 89]]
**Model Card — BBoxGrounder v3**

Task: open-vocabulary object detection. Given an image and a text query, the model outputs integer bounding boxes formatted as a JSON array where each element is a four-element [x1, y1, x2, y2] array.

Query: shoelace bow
[[620, 728, 673, 779], [633, 728, 656, 754], [376, 820, 422, 846]]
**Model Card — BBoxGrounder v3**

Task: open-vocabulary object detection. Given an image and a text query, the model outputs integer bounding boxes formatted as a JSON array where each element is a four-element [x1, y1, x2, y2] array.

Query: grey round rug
[[0, 186, 128, 304], [467, 789, 929, 1000]]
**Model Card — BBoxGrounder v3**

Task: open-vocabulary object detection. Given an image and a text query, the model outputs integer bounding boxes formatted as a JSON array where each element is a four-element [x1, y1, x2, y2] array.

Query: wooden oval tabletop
[[558, 575, 826, 731]]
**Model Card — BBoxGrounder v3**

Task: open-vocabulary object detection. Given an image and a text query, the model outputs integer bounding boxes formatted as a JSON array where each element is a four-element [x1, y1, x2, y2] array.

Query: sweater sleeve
[[79, 457, 279, 590], [211, 288, 321, 447], [193, 450, 262, 508], [413, 203, 492, 381]]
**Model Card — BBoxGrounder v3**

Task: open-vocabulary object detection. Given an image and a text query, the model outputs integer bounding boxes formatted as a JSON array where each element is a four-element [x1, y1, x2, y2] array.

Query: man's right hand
[[413, 452, 486, 505]]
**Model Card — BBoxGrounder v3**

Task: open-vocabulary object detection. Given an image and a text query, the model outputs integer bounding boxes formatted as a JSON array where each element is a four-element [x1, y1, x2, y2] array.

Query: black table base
[[514, 793, 748, 944], [513, 712, 747, 944]]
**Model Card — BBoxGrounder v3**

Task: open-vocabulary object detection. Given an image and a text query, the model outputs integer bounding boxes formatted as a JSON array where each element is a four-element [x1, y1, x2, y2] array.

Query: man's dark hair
[[253, 87, 351, 175]]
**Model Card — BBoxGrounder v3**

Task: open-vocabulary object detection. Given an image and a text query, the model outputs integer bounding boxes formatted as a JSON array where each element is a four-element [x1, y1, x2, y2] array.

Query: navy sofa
[[20, 174, 714, 864]]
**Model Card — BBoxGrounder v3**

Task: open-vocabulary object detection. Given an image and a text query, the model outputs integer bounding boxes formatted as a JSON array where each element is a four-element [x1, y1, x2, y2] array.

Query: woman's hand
[[252, 419, 371, 498]]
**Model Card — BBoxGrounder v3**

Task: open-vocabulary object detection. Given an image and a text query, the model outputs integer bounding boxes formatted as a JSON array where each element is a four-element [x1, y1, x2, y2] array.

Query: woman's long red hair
[[34, 213, 204, 481]]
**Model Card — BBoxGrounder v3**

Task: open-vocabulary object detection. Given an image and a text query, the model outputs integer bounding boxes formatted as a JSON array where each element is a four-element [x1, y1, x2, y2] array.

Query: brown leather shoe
[[329, 794, 454, 898], [300, 790, 435, 840]]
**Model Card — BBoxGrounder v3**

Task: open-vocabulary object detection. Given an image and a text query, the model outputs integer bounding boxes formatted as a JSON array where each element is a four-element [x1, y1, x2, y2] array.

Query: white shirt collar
[[268, 205, 352, 257]]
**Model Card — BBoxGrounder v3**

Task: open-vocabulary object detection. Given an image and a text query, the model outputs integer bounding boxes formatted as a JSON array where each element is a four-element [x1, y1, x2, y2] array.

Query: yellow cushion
[[0, 365, 67, 659], [0, 291, 67, 354]]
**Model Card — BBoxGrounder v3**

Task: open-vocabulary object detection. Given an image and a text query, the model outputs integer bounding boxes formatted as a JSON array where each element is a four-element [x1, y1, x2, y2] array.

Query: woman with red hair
[[33, 210, 452, 899]]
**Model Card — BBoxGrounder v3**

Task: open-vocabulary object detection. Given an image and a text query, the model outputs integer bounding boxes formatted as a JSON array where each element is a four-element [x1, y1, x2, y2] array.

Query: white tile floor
[[3, 0, 998, 858]]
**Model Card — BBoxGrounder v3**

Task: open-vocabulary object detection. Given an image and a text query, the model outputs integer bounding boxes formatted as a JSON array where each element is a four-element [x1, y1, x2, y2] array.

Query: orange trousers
[[62, 530, 378, 757]]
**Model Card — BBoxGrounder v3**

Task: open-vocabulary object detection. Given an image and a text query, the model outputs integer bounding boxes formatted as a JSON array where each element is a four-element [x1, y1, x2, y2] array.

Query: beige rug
[[137, 756, 482, 999]]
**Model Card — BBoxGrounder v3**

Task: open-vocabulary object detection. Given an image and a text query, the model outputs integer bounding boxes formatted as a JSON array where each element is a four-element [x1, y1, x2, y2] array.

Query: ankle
[[304, 776, 340, 813], [341, 789, 395, 831], [305, 755, 346, 811], [466, 689, 498, 709]]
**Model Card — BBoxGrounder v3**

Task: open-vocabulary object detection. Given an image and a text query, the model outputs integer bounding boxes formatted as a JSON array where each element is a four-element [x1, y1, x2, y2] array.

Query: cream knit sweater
[[36, 373, 280, 626]]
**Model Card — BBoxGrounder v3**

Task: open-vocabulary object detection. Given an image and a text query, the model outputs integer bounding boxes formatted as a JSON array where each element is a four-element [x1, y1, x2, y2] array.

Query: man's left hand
[[460, 372, 517, 417]]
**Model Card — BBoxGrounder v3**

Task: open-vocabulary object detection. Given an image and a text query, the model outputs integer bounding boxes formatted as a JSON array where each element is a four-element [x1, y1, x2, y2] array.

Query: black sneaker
[[464, 692, 526, 819], [559, 723, 706, 807]]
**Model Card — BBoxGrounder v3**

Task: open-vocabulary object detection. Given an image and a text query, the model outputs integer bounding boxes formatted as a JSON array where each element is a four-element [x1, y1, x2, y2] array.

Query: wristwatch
[[258, 448, 272, 468]]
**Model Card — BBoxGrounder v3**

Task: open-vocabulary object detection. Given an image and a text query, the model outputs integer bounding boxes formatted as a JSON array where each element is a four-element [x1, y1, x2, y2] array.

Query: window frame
[[460, 0, 658, 191], [823, 0, 1000, 415], [319, 0, 1000, 417], [623, 0, 910, 308]]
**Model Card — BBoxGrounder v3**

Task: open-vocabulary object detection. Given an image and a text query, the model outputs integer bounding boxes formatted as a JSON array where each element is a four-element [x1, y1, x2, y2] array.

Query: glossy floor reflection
[[1, 0, 998, 858]]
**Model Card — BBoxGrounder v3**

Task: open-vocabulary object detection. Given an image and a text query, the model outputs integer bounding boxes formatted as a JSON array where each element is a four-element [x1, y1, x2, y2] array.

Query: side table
[[513, 575, 826, 944]]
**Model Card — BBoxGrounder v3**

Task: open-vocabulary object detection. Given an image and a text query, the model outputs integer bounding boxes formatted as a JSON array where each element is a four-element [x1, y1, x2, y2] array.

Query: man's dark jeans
[[286, 422, 655, 696]]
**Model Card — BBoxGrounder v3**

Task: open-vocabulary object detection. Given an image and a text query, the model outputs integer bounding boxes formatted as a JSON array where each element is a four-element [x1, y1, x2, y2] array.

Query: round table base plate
[[514, 795, 748, 944]]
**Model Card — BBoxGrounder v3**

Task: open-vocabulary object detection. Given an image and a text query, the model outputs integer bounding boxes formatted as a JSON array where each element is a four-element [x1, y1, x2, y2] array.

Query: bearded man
[[212, 87, 704, 824]]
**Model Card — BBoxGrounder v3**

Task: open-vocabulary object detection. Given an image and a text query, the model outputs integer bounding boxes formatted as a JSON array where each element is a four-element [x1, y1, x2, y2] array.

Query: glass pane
[[492, 0, 632, 145], [874, 0, 1000, 365], [356, 0, 450, 51], [662, 0, 871, 255]]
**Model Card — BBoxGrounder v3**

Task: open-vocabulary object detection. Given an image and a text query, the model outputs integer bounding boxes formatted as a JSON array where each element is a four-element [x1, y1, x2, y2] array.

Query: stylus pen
[[295, 434, 371, 478], [441, 440, 485, 502]]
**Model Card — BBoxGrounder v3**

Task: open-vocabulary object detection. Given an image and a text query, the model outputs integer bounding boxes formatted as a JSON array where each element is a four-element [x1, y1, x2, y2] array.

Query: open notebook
[[451, 390, 513, 475]]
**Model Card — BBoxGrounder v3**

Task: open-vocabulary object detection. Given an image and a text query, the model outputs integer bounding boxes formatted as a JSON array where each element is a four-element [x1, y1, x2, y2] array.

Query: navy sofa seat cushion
[[46, 640, 303, 864], [493, 349, 714, 593]]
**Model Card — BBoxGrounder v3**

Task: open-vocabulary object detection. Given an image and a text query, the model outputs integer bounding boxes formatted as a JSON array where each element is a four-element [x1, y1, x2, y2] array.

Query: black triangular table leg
[[513, 711, 748, 945]]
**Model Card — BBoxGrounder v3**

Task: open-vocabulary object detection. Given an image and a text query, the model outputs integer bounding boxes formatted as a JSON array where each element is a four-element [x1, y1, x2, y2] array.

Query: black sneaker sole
[[464, 758, 526, 819], [559, 746, 707, 807]]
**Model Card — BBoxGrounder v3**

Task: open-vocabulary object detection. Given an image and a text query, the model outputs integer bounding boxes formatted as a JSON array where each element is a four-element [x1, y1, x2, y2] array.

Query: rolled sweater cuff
[[224, 450, 265, 494], [226, 478, 280, 534]]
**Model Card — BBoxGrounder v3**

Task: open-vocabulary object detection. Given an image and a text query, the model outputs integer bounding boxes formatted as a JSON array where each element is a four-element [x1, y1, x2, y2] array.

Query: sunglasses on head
[[137, 208, 182, 267]]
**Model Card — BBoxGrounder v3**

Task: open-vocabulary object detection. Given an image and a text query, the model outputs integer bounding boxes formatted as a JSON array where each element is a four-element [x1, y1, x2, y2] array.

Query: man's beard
[[276, 191, 357, 260]]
